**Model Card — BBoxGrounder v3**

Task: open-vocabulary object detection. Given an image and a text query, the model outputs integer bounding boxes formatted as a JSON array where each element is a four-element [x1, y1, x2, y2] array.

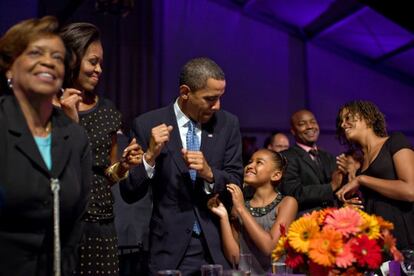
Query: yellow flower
[[277, 207, 401, 272], [308, 226, 343, 267], [272, 235, 287, 261], [359, 211, 380, 239], [287, 216, 319, 253]]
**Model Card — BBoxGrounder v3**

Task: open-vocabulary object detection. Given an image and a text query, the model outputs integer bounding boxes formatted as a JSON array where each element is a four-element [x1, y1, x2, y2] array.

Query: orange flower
[[319, 207, 336, 218], [391, 247, 404, 262], [308, 226, 342, 266], [317, 207, 336, 225], [375, 215, 394, 230], [276, 207, 401, 273], [303, 209, 320, 221], [382, 230, 404, 261], [382, 229, 397, 251]]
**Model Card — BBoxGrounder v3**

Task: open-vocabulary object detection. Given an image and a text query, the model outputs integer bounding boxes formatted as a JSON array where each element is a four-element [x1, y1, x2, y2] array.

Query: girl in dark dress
[[55, 23, 143, 275], [335, 100, 414, 250]]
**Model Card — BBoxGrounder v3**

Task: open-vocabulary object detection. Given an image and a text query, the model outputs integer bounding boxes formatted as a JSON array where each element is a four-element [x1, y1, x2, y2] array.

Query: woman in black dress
[[56, 23, 143, 275], [335, 100, 414, 250]]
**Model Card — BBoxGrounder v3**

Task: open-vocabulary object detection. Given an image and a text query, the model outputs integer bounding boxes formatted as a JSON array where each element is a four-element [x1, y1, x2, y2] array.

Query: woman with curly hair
[[335, 100, 414, 250]]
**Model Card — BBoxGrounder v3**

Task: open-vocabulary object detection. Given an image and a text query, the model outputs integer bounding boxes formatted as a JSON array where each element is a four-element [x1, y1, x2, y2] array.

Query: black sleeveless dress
[[360, 132, 414, 250], [74, 98, 122, 275]]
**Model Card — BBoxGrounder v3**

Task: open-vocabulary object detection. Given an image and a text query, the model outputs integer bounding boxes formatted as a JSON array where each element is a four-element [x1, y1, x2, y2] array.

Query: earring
[[7, 78, 12, 89]]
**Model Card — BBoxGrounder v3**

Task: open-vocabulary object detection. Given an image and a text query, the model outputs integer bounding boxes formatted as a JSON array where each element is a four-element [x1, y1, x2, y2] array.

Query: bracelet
[[105, 162, 129, 183]]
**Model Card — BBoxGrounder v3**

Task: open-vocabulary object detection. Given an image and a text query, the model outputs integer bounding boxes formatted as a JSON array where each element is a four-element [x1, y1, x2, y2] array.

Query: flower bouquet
[[272, 207, 404, 275]]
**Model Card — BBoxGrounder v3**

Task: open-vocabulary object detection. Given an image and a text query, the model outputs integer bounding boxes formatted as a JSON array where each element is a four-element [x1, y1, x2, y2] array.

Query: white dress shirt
[[143, 99, 213, 193]]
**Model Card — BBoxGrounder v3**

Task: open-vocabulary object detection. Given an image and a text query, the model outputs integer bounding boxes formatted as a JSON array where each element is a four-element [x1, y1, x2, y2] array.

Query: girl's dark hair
[[265, 149, 288, 175], [336, 100, 387, 148], [60, 22, 100, 88]]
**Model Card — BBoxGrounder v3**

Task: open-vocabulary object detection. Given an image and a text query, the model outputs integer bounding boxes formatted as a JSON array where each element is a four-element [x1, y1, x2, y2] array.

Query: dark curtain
[[39, 0, 163, 131]]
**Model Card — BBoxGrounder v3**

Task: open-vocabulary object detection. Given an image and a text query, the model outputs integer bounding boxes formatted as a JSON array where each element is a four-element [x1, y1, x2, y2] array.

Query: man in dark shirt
[[280, 109, 341, 215]]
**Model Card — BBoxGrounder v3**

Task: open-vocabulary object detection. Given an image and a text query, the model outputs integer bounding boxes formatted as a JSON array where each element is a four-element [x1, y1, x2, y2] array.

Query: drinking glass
[[157, 270, 182, 276], [201, 264, 223, 276], [401, 249, 414, 276], [238, 253, 252, 276], [271, 261, 287, 275], [222, 270, 244, 276]]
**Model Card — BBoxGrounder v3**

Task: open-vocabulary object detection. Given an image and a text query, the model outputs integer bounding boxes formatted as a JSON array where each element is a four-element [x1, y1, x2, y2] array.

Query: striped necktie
[[186, 120, 200, 181], [186, 119, 202, 235]]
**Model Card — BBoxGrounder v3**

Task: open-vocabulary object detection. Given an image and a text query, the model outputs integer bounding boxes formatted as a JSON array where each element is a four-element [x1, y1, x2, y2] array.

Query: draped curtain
[[40, 0, 163, 132]]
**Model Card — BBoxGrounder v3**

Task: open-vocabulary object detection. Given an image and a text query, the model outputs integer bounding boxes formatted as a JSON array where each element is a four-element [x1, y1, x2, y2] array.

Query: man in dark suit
[[280, 109, 341, 215], [120, 57, 243, 275]]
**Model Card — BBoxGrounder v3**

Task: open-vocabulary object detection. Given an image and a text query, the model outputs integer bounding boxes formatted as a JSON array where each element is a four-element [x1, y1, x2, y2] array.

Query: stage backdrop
[[1, 0, 413, 154], [155, 0, 414, 154]]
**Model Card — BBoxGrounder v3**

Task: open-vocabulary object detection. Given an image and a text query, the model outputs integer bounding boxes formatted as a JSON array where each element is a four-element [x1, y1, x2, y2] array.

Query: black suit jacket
[[280, 144, 336, 214], [0, 95, 92, 276], [120, 103, 243, 273]]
